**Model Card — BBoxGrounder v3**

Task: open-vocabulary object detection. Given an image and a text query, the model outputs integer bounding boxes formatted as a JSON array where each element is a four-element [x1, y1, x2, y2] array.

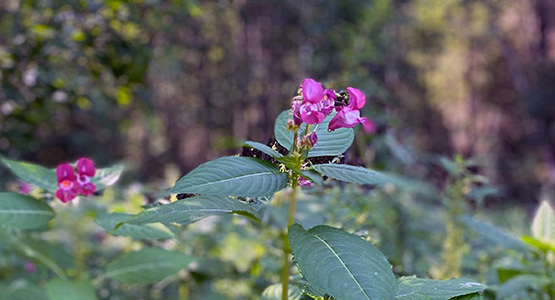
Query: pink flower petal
[[56, 187, 77, 203], [78, 182, 96, 196], [302, 78, 325, 103], [56, 163, 75, 183], [300, 102, 326, 124], [346, 87, 366, 109], [76, 158, 96, 177], [328, 108, 363, 131], [359, 117, 377, 133]]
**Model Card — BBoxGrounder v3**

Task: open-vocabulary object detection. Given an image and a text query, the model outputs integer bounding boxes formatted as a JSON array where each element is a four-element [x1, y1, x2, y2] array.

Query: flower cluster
[[55, 158, 96, 203], [291, 78, 376, 135]]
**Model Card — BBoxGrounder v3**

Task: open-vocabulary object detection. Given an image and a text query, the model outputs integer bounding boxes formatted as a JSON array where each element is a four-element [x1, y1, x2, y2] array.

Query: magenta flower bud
[[291, 99, 303, 125], [307, 132, 318, 147]]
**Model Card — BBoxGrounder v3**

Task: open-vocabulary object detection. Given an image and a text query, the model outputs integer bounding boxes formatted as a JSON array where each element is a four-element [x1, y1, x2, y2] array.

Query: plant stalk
[[282, 175, 299, 300]]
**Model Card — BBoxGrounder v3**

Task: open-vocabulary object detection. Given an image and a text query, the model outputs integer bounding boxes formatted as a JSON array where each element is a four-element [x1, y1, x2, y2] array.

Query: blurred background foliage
[[1, 0, 554, 204], [1, 1, 555, 299]]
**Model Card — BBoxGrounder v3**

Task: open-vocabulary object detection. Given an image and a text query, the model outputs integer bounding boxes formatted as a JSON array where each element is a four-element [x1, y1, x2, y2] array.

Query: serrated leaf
[[1, 157, 58, 193], [274, 110, 354, 157], [496, 274, 554, 299], [451, 293, 483, 300], [95, 213, 174, 239], [46, 279, 96, 300], [396, 277, 486, 300], [289, 224, 396, 300], [169, 156, 287, 197], [105, 248, 193, 284], [244, 141, 284, 158], [261, 283, 302, 300], [313, 164, 431, 194], [126, 195, 260, 226], [531, 200, 555, 244], [0, 193, 54, 229], [460, 215, 531, 252]]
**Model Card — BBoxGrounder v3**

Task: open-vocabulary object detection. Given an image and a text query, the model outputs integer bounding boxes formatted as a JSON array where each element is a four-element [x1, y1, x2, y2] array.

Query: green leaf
[[90, 164, 124, 191], [395, 293, 431, 300], [274, 110, 354, 157], [1, 157, 58, 193], [169, 156, 287, 197], [313, 164, 431, 194], [244, 141, 284, 158], [95, 213, 174, 239], [261, 283, 302, 300], [1, 284, 48, 300], [288, 224, 396, 300], [497, 268, 526, 283], [105, 248, 194, 284], [396, 277, 486, 300], [496, 274, 554, 299], [46, 279, 96, 300], [126, 195, 260, 226], [0, 192, 55, 229], [451, 293, 483, 300], [460, 215, 532, 252], [531, 200, 555, 244], [522, 235, 555, 253]]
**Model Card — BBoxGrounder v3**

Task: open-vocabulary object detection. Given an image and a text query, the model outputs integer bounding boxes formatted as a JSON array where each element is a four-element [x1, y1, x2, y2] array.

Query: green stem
[[282, 175, 299, 300], [292, 128, 299, 153]]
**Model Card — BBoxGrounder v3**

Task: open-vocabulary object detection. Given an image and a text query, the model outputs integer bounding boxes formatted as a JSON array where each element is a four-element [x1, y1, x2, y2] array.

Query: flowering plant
[[0, 78, 486, 300]]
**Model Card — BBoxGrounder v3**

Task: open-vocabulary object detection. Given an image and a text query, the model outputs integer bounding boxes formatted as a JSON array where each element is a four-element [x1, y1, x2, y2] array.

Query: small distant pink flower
[[298, 176, 312, 187], [329, 87, 376, 132], [76, 158, 96, 196], [56, 163, 77, 203], [25, 261, 36, 273], [19, 181, 31, 195]]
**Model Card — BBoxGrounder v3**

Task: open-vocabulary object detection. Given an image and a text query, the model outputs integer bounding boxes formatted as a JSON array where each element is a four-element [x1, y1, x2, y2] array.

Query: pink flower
[[298, 176, 312, 187], [328, 87, 376, 132], [76, 158, 96, 196], [19, 181, 31, 195], [291, 78, 336, 125], [25, 261, 36, 273], [55, 163, 78, 203], [299, 101, 326, 124]]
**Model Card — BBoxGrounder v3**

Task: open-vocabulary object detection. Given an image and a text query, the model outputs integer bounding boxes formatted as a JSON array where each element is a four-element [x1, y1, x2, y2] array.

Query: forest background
[[1, 0, 554, 225]]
